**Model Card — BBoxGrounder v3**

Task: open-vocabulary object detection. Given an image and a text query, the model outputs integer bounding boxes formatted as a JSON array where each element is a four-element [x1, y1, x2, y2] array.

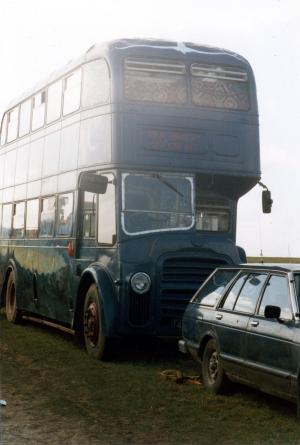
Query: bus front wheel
[[83, 283, 107, 360], [5, 270, 22, 323]]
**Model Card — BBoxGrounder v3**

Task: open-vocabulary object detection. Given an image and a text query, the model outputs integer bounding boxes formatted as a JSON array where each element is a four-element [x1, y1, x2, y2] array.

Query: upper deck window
[[63, 68, 82, 115], [19, 99, 31, 137], [32, 91, 46, 131], [124, 58, 187, 104], [0, 114, 7, 146], [7, 107, 19, 142], [47, 80, 62, 123], [191, 64, 250, 111], [82, 60, 110, 108]]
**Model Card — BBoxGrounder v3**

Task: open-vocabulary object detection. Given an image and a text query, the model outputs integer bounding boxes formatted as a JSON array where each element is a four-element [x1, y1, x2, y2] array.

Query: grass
[[1, 316, 300, 444]]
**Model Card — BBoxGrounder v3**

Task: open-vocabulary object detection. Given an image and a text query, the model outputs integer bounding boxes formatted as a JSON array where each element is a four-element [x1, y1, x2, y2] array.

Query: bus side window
[[98, 173, 116, 245], [7, 107, 19, 143], [32, 91, 46, 131], [12, 202, 25, 238], [26, 199, 39, 238], [82, 59, 110, 108], [1, 113, 8, 146], [82, 192, 96, 238], [1, 204, 12, 238], [56, 193, 73, 237], [47, 80, 63, 124], [19, 99, 31, 137], [63, 69, 82, 116], [40, 196, 56, 237]]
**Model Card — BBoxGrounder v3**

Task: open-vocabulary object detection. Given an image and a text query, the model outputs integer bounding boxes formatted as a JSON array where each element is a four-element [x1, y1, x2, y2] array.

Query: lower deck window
[[40, 196, 55, 237]]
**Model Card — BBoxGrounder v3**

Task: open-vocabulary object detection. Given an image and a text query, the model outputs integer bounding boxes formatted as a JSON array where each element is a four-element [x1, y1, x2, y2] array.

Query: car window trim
[[254, 272, 294, 321], [218, 270, 269, 316]]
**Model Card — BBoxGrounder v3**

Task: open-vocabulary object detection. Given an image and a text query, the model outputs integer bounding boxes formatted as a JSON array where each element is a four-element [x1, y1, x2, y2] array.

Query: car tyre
[[202, 338, 228, 394]]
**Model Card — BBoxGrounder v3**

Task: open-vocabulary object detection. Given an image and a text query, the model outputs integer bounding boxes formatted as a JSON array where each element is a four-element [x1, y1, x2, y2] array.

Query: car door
[[245, 274, 296, 399], [215, 272, 268, 380]]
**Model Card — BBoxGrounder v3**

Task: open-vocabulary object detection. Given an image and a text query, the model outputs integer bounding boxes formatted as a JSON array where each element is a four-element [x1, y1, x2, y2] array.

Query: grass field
[[1, 316, 300, 445]]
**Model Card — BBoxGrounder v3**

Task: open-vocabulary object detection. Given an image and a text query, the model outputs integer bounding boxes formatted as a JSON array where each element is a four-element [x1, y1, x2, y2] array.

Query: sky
[[1, 0, 300, 257]]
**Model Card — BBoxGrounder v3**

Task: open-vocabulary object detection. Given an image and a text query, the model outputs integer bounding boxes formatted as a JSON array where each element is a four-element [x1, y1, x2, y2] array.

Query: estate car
[[179, 265, 300, 415]]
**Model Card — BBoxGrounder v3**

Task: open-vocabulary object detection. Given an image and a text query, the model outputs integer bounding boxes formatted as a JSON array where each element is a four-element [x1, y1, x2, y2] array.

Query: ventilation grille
[[124, 58, 186, 75], [191, 64, 248, 82]]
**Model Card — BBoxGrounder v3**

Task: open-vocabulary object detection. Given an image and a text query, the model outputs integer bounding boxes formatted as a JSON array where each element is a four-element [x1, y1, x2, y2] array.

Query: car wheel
[[5, 270, 22, 323], [83, 283, 107, 360], [202, 338, 227, 394]]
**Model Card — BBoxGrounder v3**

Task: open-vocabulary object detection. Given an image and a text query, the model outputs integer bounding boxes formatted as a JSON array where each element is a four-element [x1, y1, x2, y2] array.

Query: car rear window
[[192, 269, 237, 307]]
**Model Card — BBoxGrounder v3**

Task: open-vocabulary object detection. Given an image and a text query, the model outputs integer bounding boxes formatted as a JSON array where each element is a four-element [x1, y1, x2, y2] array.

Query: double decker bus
[[0, 39, 266, 358]]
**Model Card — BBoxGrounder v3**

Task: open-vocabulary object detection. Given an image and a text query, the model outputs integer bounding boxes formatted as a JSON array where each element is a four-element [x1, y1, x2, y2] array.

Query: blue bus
[[0, 39, 267, 358]]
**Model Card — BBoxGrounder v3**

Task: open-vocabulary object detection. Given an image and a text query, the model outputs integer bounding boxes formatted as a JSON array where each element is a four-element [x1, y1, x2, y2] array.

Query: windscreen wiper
[[151, 173, 184, 197]]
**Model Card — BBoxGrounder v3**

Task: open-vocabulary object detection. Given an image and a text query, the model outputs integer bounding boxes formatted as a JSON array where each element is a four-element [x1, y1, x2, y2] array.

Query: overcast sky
[[1, 0, 299, 257]]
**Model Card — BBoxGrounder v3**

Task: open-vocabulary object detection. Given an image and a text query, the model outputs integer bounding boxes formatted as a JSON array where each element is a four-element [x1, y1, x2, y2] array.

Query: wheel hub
[[84, 302, 99, 346], [208, 351, 219, 382]]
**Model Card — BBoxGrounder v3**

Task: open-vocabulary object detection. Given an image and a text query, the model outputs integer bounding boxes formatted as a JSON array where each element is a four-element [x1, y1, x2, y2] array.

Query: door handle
[[250, 320, 259, 327], [216, 313, 223, 320]]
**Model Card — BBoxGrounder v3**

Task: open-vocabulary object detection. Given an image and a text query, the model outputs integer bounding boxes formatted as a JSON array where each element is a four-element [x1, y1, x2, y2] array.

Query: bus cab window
[[98, 174, 116, 245], [1, 204, 12, 238], [56, 193, 73, 237], [40, 196, 55, 237], [196, 199, 230, 232], [82, 192, 96, 238], [12, 202, 25, 238]]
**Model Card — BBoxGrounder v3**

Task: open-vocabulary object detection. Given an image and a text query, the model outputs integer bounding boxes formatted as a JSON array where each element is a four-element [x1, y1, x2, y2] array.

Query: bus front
[[105, 39, 260, 335]]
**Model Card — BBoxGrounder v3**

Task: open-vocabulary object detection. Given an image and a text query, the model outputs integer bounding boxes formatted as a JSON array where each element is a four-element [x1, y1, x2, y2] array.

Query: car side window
[[192, 269, 237, 307], [234, 273, 268, 314], [258, 275, 292, 320], [221, 272, 248, 310]]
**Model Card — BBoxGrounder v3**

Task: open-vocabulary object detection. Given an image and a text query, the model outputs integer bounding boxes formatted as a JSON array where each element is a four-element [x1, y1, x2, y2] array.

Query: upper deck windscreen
[[124, 57, 250, 111]]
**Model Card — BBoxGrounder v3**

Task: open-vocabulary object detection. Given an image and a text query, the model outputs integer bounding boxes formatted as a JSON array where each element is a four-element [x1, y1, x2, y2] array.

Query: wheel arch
[[73, 265, 117, 337], [198, 331, 216, 361]]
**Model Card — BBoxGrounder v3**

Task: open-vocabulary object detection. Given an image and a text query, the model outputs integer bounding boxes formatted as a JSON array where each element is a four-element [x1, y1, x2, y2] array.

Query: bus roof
[[7, 38, 252, 110]]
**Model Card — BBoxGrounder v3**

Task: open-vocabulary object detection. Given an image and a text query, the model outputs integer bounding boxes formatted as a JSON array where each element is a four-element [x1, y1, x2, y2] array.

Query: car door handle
[[250, 320, 259, 327], [216, 313, 223, 320]]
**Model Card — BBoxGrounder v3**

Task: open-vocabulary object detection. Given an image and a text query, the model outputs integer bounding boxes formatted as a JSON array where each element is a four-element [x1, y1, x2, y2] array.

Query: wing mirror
[[78, 172, 108, 194], [264, 305, 281, 319], [259, 182, 273, 214], [262, 190, 273, 214]]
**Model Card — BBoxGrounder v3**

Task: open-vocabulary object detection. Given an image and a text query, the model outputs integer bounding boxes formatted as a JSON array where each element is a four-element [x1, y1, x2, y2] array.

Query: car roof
[[217, 263, 300, 273]]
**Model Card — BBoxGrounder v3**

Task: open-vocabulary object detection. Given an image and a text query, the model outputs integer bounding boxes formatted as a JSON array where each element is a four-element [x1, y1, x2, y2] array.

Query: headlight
[[130, 272, 151, 294]]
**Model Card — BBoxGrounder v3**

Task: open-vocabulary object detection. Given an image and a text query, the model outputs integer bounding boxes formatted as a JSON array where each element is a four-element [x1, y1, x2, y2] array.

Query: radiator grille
[[128, 292, 151, 327], [160, 256, 229, 319]]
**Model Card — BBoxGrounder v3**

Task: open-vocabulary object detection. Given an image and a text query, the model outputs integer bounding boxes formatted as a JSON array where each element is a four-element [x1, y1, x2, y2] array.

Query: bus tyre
[[202, 339, 228, 394], [5, 270, 22, 324], [83, 284, 107, 360]]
